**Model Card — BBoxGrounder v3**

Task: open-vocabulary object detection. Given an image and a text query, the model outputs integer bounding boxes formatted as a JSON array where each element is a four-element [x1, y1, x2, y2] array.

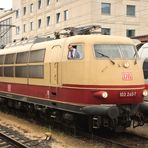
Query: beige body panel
[[0, 35, 144, 87], [62, 60, 144, 86]]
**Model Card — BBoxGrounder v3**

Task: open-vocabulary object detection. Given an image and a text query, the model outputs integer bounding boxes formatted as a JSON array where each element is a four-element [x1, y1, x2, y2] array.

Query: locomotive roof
[[0, 35, 134, 55], [66, 35, 134, 44]]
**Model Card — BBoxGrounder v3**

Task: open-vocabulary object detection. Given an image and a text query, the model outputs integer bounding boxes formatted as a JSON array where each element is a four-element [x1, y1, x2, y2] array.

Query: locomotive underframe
[[0, 92, 146, 132]]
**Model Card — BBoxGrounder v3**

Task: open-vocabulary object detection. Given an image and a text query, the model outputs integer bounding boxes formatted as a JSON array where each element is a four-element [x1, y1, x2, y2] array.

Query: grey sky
[[0, 0, 12, 10]]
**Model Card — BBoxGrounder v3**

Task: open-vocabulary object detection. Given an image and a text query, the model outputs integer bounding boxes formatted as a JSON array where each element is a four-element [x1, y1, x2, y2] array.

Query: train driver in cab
[[67, 44, 80, 59]]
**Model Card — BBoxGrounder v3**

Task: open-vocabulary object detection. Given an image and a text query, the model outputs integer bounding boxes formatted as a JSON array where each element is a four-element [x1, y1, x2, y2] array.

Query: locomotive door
[[50, 45, 62, 86], [51, 63, 58, 85]]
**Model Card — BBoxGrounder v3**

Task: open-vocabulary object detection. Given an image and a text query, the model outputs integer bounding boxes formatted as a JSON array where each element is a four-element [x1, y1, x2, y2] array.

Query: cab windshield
[[94, 44, 138, 59]]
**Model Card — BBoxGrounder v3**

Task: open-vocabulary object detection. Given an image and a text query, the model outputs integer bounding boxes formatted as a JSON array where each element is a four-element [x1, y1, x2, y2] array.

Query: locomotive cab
[[61, 35, 147, 131]]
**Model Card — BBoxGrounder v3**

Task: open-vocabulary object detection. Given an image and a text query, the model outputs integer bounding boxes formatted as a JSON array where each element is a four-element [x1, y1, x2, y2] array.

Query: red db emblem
[[122, 72, 133, 81]]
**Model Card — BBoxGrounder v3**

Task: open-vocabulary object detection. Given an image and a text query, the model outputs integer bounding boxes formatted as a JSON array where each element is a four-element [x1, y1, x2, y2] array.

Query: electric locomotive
[[0, 32, 148, 131]]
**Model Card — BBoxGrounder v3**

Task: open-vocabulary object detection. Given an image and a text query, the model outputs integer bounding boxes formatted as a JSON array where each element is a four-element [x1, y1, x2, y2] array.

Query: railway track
[[1, 123, 148, 148], [59, 123, 148, 148], [73, 129, 129, 148], [0, 132, 29, 148], [0, 124, 51, 148], [51, 122, 134, 148], [121, 131, 148, 147], [1, 107, 148, 148], [78, 129, 148, 148]]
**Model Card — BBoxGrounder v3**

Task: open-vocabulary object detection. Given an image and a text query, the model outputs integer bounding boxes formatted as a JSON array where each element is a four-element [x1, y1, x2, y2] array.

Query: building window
[[30, 3, 33, 12], [16, 9, 20, 18], [47, 0, 50, 6], [126, 5, 135, 16], [64, 10, 68, 21], [30, 22, 33, 31], [126, 29, 135, 37], [56, 13, 60, 23], [23, 24, 26, 32], [47, 16, 50, 26], [23, 7, 26, 15], [101, 28, 111, 35], [38, 19, 42, 29], [101, 3, 111, 15], [38, 0, 41, 9], [16, 26, 20, 34]]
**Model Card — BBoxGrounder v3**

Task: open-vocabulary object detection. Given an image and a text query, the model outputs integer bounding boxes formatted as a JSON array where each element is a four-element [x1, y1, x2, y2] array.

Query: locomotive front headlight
[[143, 90, 148, 97], [102, 91, 108, 98], [123, 62, 130, 68], [94, 91, 108, 99]]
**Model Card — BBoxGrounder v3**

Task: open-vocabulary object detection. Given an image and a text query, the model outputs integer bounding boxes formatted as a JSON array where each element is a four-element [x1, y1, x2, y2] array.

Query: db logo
[[122, 72, 133, 81]]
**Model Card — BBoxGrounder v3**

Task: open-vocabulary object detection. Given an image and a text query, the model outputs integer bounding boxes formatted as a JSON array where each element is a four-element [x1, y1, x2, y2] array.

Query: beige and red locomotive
[[0, 34, 147, 131]]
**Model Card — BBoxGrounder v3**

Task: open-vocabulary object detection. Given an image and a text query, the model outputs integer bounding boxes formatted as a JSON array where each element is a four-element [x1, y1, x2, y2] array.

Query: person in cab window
[[67, 44, 80, 59]]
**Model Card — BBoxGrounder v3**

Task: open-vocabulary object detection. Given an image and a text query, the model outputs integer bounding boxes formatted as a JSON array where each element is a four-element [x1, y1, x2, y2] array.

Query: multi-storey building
[[10, 0, 148, 41]]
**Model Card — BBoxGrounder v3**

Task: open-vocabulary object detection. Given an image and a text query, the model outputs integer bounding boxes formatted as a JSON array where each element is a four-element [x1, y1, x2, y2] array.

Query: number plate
[[119, 91, 137, 97]]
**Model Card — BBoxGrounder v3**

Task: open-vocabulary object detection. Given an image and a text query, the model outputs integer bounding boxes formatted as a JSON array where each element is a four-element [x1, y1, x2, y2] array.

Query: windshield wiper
[[96, 51, 115, 65], [133, 51, 138, 65]]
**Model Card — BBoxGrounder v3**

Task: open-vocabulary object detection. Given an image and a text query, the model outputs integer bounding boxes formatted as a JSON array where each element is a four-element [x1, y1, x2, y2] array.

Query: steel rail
[[0, 132, 29, 148]]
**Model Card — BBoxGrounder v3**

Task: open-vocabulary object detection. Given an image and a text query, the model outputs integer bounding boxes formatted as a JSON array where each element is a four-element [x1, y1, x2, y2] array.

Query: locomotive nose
[[82, 105, 119, 119]]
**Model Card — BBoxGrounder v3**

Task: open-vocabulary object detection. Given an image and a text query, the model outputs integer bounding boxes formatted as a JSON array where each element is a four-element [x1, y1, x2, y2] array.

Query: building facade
[[10, 0, 148, 41]]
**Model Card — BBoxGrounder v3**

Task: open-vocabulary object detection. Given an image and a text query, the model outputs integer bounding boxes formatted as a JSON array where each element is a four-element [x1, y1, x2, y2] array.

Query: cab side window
[[143, 58, 148, 79], [67, 44, 84, 60]]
